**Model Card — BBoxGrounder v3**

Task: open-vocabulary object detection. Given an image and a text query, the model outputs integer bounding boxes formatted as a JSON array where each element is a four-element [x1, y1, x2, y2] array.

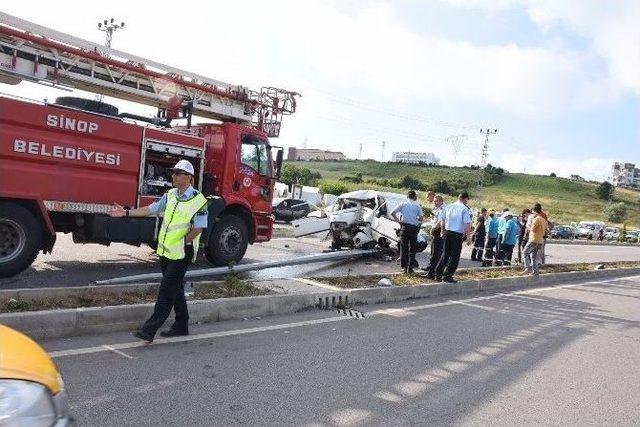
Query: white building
[[612, 162, 640, 189], [391, 151, 440, 165]]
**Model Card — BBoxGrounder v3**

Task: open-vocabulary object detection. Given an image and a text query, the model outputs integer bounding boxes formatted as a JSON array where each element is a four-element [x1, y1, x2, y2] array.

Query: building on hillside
[[391, 151, 440, 165], [611, 162, 640, 188], [287, 147, 346, 161], [570, 174, 585, 182]]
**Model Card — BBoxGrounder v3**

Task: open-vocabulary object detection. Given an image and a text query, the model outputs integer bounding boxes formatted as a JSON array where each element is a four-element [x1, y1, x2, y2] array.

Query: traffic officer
[[435, 192, 472, 283], [391, 190, 424, 274], [108, 159, 208, 342], [482, 209, 498, 266], [470, 208, 487, 261]]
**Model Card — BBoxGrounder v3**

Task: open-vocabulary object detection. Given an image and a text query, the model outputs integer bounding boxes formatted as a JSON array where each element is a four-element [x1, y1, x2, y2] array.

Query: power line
[[304, 86, 479, 132]]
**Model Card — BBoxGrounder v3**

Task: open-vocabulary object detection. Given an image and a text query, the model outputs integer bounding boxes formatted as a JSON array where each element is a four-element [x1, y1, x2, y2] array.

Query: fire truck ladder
[[0, 12, 299, 137]]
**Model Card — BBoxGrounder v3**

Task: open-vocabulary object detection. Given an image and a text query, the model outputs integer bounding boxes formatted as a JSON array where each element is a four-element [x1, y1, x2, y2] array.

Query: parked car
[[551, 225, 576, 239], [271, 198, 311, 222], [624, 230, 640, 243], [604, 227, 619, 240], [575, 221, 605, 240], [0, 325, 71, 425]]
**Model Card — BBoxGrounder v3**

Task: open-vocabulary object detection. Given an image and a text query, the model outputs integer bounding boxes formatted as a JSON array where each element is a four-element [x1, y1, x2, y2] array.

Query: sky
[[2, 0, 639, 181]]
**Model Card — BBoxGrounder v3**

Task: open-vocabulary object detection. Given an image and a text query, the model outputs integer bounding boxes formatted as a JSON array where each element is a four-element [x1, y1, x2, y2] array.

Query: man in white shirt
[[435, 192, 472, 283]]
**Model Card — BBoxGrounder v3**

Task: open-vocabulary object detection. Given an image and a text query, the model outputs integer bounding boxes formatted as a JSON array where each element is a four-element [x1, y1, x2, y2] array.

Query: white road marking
[[49, 275, 640, 359], [293, 277, 341, 291], [101, 344, 134, 359]]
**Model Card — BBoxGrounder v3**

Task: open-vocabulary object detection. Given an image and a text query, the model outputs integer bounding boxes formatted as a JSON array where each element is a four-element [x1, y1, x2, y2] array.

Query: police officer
[[470, 208, 487, 261], [391, 190, 424, 274], [435, 192, 472, 283], [108, 159, 208, 342]]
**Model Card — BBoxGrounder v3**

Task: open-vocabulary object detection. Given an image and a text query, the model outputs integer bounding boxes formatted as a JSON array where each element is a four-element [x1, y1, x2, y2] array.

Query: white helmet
[[170, 159, 195, 175]]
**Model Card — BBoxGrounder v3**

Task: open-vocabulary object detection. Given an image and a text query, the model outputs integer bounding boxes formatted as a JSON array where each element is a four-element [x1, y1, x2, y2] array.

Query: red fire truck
[[0, 13, 299, 277]]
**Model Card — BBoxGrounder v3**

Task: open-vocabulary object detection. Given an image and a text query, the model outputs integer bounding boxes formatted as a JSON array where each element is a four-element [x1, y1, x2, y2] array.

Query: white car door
[[292, 216, 331, 237], [370, 196, 400, 245]]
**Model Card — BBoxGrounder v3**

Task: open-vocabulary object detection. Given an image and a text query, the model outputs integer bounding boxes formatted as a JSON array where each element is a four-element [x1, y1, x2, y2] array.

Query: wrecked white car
[[292, 190, 415, 250]]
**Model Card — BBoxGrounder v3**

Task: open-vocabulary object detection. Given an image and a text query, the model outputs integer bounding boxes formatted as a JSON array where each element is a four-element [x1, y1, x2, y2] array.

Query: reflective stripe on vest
[[156, 188, 208, 260]]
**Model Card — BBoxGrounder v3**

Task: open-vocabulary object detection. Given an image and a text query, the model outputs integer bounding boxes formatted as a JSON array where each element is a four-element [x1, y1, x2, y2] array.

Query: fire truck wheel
[[205, 214, 248, 266], [0, 203, 43, 278]]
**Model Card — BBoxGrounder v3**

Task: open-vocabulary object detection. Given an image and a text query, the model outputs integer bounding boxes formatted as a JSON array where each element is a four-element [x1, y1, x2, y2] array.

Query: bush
[[430, 179, 452, 195], [604, 202, 628, 223], [340, 173, 363, 184], [596, 181, 614, 200], [399, 175, 426, 191], [319, 180, 349, 196], [281, 164, 322, 186]]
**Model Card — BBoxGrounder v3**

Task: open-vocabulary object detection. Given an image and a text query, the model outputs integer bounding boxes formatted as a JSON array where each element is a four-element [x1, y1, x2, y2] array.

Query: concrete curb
[[546, 239, 638, 247], [2, 267, 640, 340]]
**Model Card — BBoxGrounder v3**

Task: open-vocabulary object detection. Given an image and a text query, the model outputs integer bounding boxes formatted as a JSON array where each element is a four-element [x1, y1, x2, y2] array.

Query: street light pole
[[96, 18, 125, 101]]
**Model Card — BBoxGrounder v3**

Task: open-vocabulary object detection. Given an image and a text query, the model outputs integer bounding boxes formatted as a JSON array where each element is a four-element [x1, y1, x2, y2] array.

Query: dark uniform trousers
[[493, 234, 504, 265], [497, 243, 515, 266], [399, 223, 420, 270], [435, 230, 464, 280], [142, 245, 194, 336], [471, 232, 486, 261], [426, 233, 443, 276], [482, 236, 497, 266]]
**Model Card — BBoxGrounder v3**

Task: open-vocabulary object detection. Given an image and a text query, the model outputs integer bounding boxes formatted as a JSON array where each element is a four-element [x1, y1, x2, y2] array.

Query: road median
[[2, 264, 639, 340]]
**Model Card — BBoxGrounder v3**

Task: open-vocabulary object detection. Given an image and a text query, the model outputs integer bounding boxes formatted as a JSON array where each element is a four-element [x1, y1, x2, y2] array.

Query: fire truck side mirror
[[275, 149, 284, 180]]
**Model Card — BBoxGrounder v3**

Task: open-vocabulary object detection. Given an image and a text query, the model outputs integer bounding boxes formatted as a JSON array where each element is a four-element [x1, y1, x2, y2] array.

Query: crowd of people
[[391, 190, 552, 282]]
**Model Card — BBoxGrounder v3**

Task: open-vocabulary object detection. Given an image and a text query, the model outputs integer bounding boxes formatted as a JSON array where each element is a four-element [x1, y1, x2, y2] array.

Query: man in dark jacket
[[471, 208, 487, 261]]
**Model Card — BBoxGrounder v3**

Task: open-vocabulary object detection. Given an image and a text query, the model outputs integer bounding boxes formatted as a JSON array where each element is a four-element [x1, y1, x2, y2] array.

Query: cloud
[[494, 151, 616, 181]]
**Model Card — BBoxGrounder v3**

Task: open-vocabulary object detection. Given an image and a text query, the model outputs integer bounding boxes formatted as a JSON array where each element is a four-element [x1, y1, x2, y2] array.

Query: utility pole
[[478, 128, 497, 189], [358, 142, 363, 159], [96, 18, 125, 102], [380, 141, 386, 162], [479, 128, 497, 169]]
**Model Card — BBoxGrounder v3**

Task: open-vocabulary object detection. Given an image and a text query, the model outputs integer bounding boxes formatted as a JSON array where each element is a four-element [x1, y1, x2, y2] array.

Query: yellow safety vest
[[156, 188, 208, 260]]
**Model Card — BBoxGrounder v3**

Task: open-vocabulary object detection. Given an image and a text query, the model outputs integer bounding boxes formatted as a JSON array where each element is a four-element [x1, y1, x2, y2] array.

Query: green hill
[[286, 160, 640, 227]]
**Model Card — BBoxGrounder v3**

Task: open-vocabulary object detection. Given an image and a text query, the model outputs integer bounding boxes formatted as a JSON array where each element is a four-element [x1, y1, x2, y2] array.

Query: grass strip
[[316, 261, 640, 289], [0, 275, 268, 313]]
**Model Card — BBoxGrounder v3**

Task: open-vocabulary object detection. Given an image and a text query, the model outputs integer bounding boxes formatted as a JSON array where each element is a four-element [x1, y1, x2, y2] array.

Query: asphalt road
[[45, 274, 640, 426], [1, 233, 639, 289]]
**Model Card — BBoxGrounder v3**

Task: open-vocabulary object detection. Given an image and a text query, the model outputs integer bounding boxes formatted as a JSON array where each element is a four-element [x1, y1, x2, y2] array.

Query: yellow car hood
[[0, 325, 60, 394]]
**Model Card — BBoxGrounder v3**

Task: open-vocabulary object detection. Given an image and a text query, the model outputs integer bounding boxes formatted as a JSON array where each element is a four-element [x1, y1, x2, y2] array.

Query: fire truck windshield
[[241, 136, 271, 177]]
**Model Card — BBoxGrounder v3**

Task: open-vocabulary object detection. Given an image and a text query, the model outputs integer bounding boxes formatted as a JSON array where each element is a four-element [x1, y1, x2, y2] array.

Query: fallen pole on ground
[[95, 249, 378, 285]]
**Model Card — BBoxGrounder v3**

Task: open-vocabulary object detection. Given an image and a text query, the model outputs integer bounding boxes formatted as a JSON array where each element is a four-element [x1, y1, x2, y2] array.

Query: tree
[[430, 179, 452, 195], [399, 175, 426, 191], [280, 164, 321, 186], [619, 223, 627, 242], [596, 181, 614, 200], [550, 172, 557, 177], [603, 202, 627, 223], [319, 180, 348, 196]]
